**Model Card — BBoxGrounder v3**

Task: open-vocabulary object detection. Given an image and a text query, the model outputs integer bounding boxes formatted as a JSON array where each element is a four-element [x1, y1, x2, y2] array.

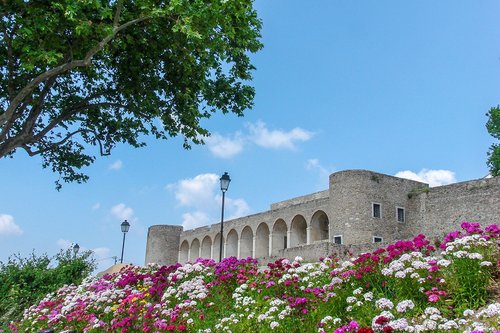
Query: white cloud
[[92, 247, 111, 259], [226, 197, 251, 220], [204, 121, 313, 158], [108, 160, 123, 171], [182, 211, 211, 230], [57, 238, 73, 249], [111, 203, 135, 221], [168, 173, 219, 207], [306, 158, 333, 188], [0, 214, 23, 236], [395, 169, 457, 187], [204, 133, 245, 159], [247, 121, 313, 150], [306, 158, 331, 178], [168, 173, 251, 230], [56, 240, 113, 272], [91, 203, 101, 211]]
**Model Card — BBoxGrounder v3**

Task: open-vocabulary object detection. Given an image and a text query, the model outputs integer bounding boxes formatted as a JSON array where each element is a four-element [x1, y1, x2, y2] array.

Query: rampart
[[145, 170, 499, 266]]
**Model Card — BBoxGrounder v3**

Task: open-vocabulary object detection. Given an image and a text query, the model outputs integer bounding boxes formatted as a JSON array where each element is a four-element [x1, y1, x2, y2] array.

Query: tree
[[0, 0, 262, 188], [0, 249, 96, 329], [486, 106, 500, 176]]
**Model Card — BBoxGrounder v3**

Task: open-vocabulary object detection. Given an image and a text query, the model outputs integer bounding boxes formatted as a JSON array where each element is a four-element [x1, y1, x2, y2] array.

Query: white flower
[[437, 259, 451, 267], [353, 287, 363, 295], [476, 302, 500, 318], [422, 319, 437, 330], [376, 298, 394, 309], [346, 296, 357, 304], [396, 300, 415, 313], [467, 253, 483, 260], [395, 271, 406, 278]]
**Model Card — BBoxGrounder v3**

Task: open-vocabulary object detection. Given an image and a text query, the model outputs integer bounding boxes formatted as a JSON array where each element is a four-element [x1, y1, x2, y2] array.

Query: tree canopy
[[486, 106, 500, 176], [0, 0, 262, 188]]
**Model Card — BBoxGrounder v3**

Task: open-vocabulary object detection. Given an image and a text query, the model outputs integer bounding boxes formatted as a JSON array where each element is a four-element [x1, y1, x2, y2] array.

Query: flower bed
[[9, 222, 500, 333]]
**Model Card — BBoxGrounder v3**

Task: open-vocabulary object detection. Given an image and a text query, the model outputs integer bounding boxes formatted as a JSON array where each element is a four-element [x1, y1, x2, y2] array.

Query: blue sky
[[1, 0, 500, 272]]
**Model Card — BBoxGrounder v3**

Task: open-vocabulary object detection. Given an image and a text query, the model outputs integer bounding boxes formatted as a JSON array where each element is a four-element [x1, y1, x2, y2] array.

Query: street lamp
[[120, 220, 130, 264], [219, 172, 231, 262], [72, 243, 80, 257]]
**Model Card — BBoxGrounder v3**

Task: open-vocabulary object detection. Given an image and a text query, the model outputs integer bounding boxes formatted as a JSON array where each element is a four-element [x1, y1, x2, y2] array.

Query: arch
[[311, 210, 330, 242], [226, 229, 238, 258], [213, 233, 221, 260], [272, 219, 288, 256], [255, 223, 270, 258], [190, 238, 200, 261], [179, 240, 189, 263], [290, 215, 307, 247], [201, 236, 212, 259], [240, 226, 253, 258]]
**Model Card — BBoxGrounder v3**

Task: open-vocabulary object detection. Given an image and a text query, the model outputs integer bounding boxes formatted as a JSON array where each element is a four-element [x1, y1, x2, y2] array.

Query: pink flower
[[428, 294, 439, 302]]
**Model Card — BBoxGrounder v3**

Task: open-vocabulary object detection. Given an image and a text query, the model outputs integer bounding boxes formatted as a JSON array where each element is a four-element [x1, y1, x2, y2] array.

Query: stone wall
[[144, 170, 500, 266], [410, 177, 500, 241], [144, 225, 183, 266], [328, 170, 428, 245]]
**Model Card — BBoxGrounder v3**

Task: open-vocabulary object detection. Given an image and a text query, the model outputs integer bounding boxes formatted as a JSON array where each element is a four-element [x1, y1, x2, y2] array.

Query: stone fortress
[[145, 170, 500, 266]]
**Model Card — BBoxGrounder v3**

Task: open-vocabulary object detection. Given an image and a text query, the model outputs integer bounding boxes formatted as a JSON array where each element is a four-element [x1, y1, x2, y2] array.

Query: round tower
[[144, 225, 183, 266]]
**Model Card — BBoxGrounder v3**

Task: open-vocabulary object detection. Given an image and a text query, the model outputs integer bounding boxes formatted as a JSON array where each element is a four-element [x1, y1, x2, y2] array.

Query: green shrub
[[0, 249, 96, 330]]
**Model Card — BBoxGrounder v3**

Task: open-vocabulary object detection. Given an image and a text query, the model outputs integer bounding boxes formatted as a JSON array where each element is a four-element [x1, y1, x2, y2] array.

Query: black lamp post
[[72, 243, 80, 257], [120, 220, 130, 264], [219, 172, 231, 262]]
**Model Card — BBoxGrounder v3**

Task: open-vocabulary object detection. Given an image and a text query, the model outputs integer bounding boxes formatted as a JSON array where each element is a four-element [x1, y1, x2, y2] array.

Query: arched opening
[[190, 238, 200, 261], [272, 219, 288, 256], [240, 226, 253, 258], [226, 229, 238, 258], [311, 210, 330, 242], [291, 215, 307, 247], [255, 223, 270, 258], [179, 240, 189, 263], [213, 233, 221, 260], [201, 236, 212, 259]]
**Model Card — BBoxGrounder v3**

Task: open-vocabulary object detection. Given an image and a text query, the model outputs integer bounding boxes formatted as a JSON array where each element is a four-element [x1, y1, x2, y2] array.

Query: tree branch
[[0, 15, 151, 130], [5, 23, 18, 101], [0, 101, 126, 157], [22, 128, 111, 157], [21, 76, 57, 138], [113, 0, 123, 27], [31, 102, 127, 143]]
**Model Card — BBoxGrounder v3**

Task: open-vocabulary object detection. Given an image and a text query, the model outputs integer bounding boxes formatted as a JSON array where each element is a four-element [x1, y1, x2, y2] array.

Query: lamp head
[[220, 172, 231, 192], [121, 220, 130, 233]]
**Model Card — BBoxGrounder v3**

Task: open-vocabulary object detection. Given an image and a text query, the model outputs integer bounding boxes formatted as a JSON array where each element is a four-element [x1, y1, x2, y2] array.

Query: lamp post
[[120, 220, 130, 264], [72, 243, 80, 257], [219, 172, 231, 262]]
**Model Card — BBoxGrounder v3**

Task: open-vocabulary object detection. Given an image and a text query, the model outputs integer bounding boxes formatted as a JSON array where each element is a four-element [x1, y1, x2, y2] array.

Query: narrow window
[[284, 236, 287, 249], [373, 236, 383, 243], [333, 235, 343, 244], [397, 207, 405, 223], [372, 203, 381, 218]]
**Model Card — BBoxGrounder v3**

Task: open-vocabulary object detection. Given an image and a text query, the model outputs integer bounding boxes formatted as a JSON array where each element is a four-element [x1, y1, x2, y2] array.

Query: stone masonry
[[144, 170, 500, 266]]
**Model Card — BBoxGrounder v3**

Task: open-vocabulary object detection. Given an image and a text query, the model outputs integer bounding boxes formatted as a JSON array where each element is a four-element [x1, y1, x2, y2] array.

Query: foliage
[[0, 0, 262, 189], [8, 222, 500, 333], [486, 106, 500, 176], [0, 249, 96, 330]]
